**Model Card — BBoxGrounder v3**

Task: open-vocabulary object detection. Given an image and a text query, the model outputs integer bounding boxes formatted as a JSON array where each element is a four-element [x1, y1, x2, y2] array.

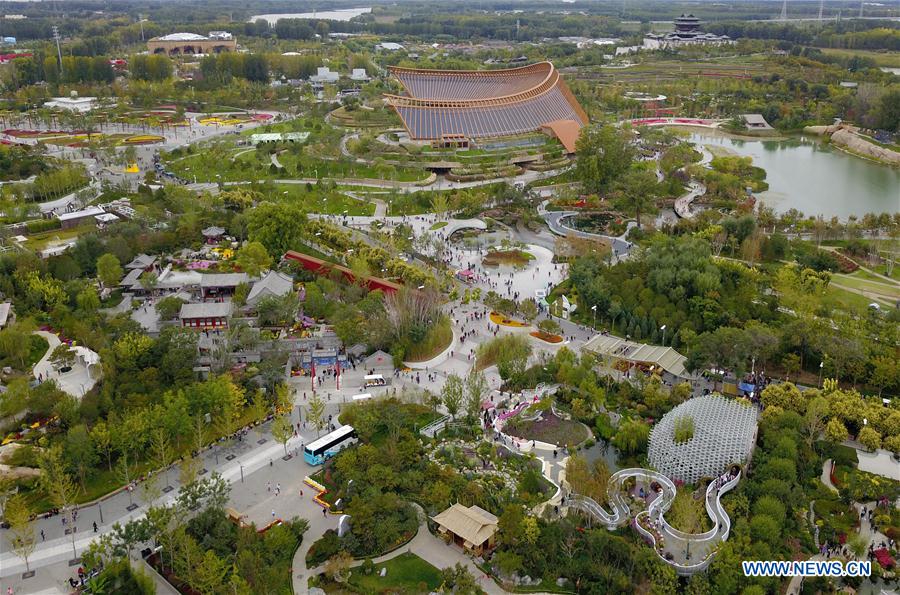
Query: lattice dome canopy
[[648, 395, 758, 484]]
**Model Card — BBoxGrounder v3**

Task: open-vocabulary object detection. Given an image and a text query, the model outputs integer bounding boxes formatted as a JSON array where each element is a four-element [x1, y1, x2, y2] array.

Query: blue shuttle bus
[[303, 425, 357, 465]]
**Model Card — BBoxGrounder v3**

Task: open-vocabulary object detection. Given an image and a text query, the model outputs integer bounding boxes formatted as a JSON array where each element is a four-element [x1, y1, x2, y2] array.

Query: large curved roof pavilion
[[648, 395, 758, 485], [384, 62, 588, 152]]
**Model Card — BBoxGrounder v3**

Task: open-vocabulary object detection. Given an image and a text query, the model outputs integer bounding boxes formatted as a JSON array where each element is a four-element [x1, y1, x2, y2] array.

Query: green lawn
[[26, 334, 49, 367], [831, 273, 900, 301], [22, 227, 84, 251], [819, 48, 900, 68], [273, 184, 375, 216], [347, 553, 443, 594], [823, 285, 885, 312], [429, 221, 448, 230]]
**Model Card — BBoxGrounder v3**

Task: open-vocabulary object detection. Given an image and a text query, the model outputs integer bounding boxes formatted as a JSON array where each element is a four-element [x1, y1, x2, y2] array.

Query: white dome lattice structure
[[648, 395, 758, 484]]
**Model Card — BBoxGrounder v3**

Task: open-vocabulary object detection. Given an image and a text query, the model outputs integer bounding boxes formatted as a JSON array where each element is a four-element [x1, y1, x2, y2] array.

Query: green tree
[[5, 493, 36, 571], [869, 355, 898, 397], [76, 286, 101, 313], [90, 420, 114, 471], [247, 201, 307, 258], [464, 369, 489, 424], [235, 241, 273, 277], [64, 424, 98, 492], [537, 318, 561, 336], [575, 125, 635, 193], [441, 373, 464, 420], [272, 415, 293, 456], [612, 418, 650, 455], [96, 253, 123, 288], [193, 549, 229, 595], [39, 444, 80, 557], [612, 168, 659, 228], [307, 392, 327, 437], [825, 418, 848, 443], [858, 426, 881, 451], [517, 299, 538, 323], [50, 344, 76, 371], [155, 296, 185, 320]]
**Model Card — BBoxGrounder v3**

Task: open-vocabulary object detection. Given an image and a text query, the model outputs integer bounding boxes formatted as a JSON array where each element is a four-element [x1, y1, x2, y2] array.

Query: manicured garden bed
[[530, 331, 563, 344], [347, 553, 442, 593], [483, 249, 533, 267], [505, 412, 591, 448], [490, 312, 529, 327]]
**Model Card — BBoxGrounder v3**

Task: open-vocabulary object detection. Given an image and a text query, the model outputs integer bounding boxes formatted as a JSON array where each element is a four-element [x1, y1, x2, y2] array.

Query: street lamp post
[[660, 324, 667, 346], [819, 359, 825, 388], [240, 464, 244, 483], [591, 304, 597, 329]]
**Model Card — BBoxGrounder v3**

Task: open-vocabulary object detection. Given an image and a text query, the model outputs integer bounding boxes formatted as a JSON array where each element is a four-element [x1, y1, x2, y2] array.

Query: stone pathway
[[821, 459, 839, 493], [298, 504, 504, 594], [31, 331, 99, 399]]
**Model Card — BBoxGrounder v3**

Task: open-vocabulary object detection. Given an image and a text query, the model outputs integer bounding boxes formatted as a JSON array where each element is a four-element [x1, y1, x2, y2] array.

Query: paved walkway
[[31, 331, 99, 399], [0, 367, 378, 579], [821, 459, 839, 493], [299, 506, 504, 594], [540, 205, 634, 260]]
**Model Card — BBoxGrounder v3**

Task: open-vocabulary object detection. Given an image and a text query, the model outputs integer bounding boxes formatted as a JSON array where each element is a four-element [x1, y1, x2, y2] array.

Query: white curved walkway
[[31, 331, 100, 399], [567, 467, 741, 575]]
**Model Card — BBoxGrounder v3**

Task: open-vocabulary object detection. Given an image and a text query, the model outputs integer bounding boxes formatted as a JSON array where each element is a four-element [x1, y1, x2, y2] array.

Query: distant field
[[819, 48, 900, 68]]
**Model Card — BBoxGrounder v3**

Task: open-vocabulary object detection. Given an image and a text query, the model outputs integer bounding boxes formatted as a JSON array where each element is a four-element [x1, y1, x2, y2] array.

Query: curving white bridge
[[567, 467, 741, 575]]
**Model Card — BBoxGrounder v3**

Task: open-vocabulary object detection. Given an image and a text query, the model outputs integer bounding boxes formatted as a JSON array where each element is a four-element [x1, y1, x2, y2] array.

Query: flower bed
[[122, 134, 164, 145], [304, 475, 343, 513], [490, 311, 529, 327], [530, 331, 563, 343]]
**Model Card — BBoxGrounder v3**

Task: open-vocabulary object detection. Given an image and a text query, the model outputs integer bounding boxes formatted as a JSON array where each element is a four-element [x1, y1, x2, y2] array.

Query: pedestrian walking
[[271, 509, 276, 519], [93, 522, 98, 533], [40, 529, 45, 541]]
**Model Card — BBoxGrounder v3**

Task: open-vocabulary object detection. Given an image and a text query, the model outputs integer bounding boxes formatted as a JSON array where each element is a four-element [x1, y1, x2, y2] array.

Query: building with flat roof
[[148, 32, 236, 56], [249, 132, 309, 146], [384, 61, 588, 153], [56, 206, 107, 229], [310, 67, 339, 84], [44, 95, 101, 113]]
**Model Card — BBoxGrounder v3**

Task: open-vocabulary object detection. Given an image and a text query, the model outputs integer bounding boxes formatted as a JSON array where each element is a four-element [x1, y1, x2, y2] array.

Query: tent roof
[[582, 333, 693, 378], [431, 503, 498, 547]]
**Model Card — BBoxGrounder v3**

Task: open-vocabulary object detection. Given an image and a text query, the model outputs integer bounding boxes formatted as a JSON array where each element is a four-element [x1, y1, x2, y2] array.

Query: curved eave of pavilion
[[385, 61, 557, 106]]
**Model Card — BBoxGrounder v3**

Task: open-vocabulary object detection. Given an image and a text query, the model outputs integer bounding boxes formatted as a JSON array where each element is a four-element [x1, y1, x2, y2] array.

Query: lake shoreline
[[686, 130, 900, 219]]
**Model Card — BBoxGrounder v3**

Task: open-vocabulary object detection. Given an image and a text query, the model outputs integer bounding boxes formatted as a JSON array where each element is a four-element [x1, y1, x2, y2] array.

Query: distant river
[[249, 7, 372, 25], [688, 131, 900, 219]]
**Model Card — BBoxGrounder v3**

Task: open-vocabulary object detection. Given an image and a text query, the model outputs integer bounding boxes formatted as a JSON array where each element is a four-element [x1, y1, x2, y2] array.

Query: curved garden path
[[297, 504, 504, 594], [488, 397, 739, 575], [566, 467, 741, 575]]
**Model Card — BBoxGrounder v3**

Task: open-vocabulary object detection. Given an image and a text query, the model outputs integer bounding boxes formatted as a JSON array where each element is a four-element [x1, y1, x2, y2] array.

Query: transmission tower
[[859, 0, 864, 18], [780, 0, 788, 21], [818, 0, 824, 22], [52, 25, 63, 69]]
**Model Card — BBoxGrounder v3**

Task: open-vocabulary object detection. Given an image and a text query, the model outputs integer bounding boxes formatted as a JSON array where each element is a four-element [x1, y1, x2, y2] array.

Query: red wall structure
[[283, 251, 404, 295]]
